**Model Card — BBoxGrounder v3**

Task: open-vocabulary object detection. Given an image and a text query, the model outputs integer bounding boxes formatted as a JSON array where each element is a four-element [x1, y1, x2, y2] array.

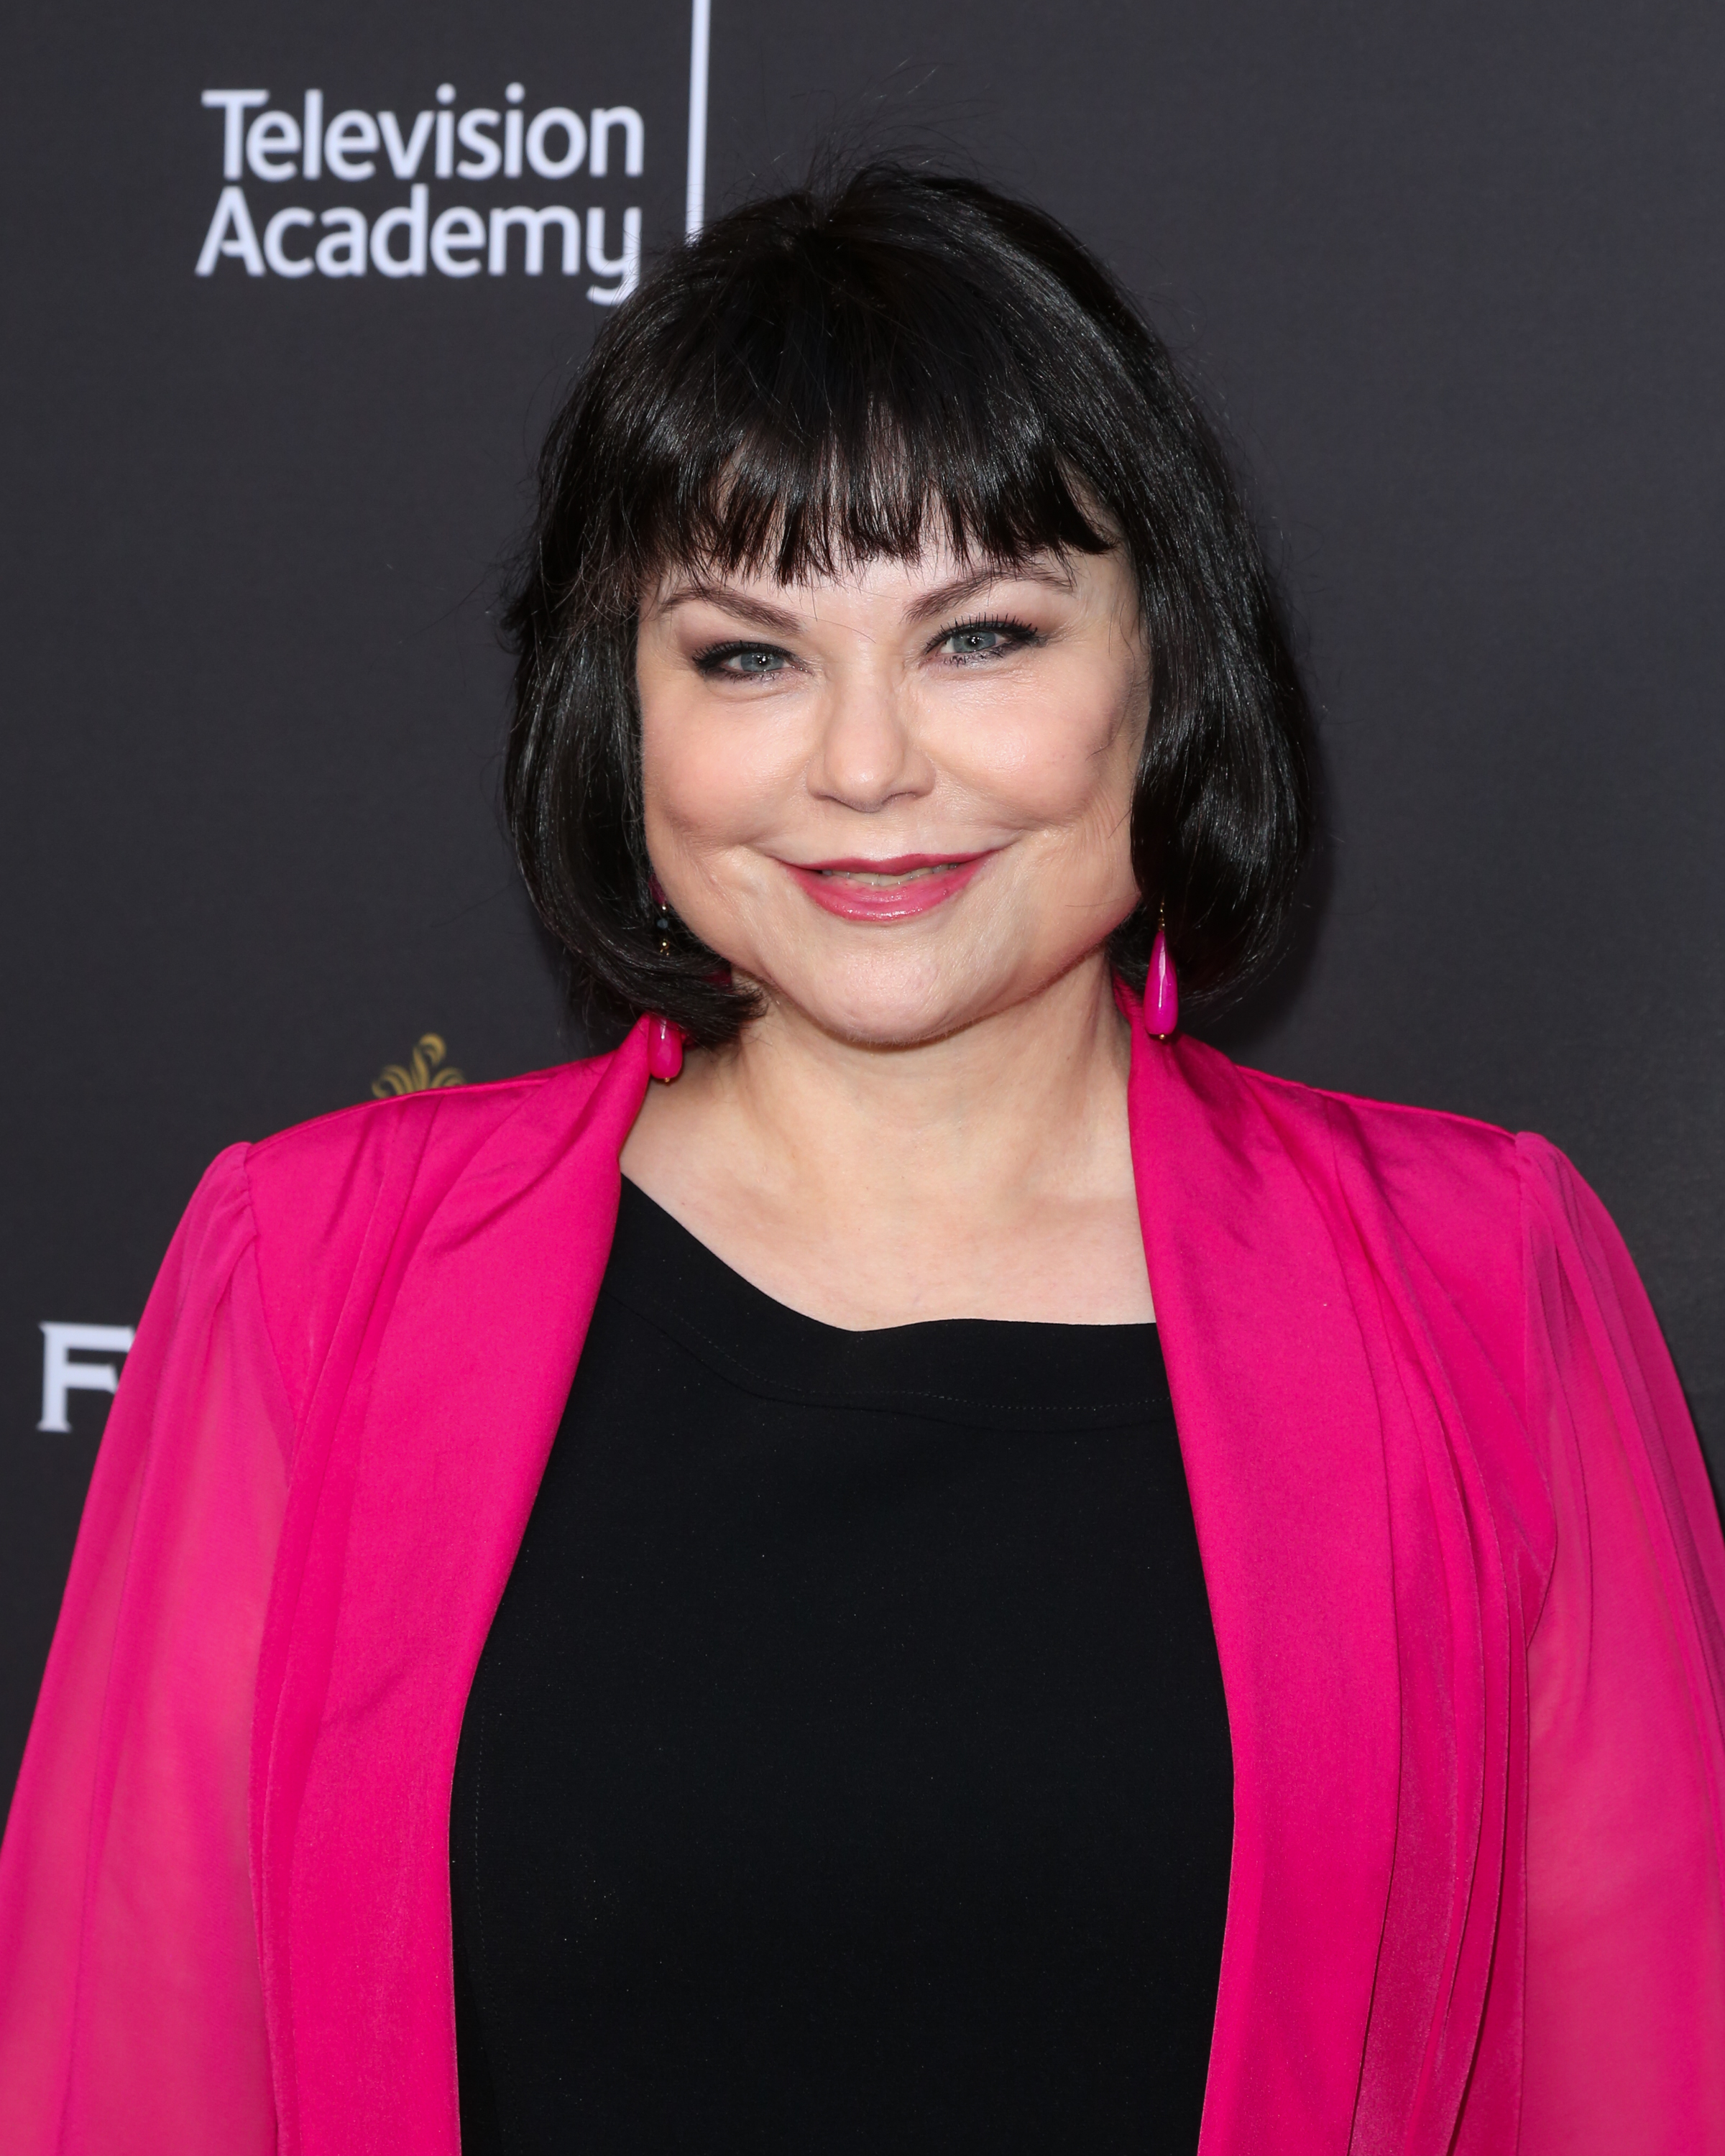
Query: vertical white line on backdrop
[[686, 0, 712, 236]]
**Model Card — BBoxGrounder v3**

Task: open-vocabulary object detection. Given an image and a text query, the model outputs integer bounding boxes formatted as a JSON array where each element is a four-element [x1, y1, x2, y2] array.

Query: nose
[[806, 667, 934, 813]]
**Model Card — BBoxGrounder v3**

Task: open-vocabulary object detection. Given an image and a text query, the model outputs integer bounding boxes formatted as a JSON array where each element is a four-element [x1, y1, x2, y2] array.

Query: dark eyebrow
[[901, 557, 1077, 627], [653, 555, 1077, 637], [654, 579, 804, 635]]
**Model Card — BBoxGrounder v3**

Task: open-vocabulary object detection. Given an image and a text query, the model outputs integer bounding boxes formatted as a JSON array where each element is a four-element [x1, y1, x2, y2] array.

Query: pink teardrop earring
[[647, 886, 685, 1082], [1145, 902, 1179, 1040]]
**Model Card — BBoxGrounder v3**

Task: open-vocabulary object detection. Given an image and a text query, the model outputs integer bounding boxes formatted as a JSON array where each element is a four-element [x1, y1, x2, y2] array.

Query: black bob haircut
[[504, 162, 1313, 1046]]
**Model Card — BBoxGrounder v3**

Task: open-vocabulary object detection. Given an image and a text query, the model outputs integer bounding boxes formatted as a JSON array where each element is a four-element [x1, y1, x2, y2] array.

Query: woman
[[1, 165, 1721, 2156]]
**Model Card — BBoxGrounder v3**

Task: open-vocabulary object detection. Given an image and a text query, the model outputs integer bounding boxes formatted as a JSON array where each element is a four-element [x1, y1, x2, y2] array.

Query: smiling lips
[[784, 852, 993, 921]]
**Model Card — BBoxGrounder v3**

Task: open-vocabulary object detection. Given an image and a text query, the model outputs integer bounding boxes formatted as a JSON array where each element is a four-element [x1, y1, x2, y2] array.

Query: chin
[[753, 946, 1028, 1051], [814, 1002, 976, 1051]]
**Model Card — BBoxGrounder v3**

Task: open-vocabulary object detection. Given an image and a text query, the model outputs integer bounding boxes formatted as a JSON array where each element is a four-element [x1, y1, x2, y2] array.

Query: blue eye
[[936, 616, 1039, 661], [696, 642, 791, 676]]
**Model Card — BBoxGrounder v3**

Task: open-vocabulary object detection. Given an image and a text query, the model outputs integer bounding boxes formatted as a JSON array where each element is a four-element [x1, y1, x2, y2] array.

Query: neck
[[620, 951, 1153, 1326], [681, 955, 1131, 1217]]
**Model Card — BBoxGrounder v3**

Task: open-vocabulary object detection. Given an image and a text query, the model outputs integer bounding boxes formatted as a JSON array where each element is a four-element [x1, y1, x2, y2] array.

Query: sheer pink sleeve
[[0, 1146, 288, 2154], [1517, 1135, 1725, 2152]]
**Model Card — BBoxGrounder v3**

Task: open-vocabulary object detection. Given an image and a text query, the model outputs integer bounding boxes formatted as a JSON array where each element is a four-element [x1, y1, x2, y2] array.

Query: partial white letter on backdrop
[[378, 111, 433, 180], [456, 110, 502, 180], [586, 206, 641, 303], [39, 1323, 135, 1434], [316, 206, 369, 277], [525, 107, 586, 180], [246, 108, 302, 181], [323, 110, 381, 181], [264, 206, 317, 277], [589, 106, 645, 178], [196, 186, 266, 276], [201, 89, 267, 180], [489, 203, 580, 276], [370, 184, 428, 276], [431, 205, 487, 277]]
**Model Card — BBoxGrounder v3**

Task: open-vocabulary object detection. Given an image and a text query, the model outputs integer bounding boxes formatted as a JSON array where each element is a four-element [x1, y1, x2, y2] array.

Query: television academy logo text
[[197, 86, 643, 300]]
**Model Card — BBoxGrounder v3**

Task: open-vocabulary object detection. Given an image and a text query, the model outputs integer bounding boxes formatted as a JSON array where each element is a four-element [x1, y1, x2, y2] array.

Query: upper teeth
[[824, 863, 950, 884]]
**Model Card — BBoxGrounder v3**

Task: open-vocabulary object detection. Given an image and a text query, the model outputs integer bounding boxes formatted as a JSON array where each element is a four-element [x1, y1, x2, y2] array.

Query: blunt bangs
[[598, 218, 1117, 595], [504, 162, 1315, 1046]]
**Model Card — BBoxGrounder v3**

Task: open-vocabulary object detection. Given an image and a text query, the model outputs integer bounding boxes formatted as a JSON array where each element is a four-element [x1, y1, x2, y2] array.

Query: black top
[[451, 1179, 1233, 2156]]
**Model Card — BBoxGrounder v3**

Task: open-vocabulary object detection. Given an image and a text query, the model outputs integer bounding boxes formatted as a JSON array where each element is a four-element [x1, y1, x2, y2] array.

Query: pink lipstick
[[783, 852, 993, 921]]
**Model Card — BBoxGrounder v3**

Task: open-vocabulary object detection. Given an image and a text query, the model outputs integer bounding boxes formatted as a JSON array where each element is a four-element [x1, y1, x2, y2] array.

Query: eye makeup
[[692, 640, 795, 677], [691, 612, 1046, 680], [927, 613, 1043, 663]]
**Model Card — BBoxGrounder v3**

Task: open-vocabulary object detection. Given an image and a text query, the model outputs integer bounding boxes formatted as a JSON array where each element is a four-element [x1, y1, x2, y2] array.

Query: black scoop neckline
[[604, 1175, 1172, 1433]]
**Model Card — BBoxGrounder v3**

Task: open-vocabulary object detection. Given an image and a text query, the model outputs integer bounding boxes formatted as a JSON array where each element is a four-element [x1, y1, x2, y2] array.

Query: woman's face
[[634, 538, 1149, 1048]]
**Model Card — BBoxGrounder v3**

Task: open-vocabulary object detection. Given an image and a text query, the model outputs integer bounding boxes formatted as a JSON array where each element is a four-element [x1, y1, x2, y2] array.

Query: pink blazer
[[2, 1017, 1722, 2154]]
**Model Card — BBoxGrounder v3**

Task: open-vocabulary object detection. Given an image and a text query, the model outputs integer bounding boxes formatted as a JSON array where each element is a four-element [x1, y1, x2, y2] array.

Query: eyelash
[[935, 614, 1041, 662], [691, 614, 1043, 676], [693, 640, 786, 677]]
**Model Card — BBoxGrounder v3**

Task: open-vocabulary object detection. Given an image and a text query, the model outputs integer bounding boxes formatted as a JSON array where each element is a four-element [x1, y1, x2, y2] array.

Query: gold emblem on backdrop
[[372, 1034, 466, 1097]]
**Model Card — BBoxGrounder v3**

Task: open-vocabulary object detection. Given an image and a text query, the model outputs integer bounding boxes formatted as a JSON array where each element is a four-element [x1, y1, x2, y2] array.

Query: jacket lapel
[[259, 1026, 653, 2156], [1131, 1031, 1402, 2155]]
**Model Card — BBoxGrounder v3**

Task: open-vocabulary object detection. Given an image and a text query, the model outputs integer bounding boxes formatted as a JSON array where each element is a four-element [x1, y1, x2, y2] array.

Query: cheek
[[940, 660, 1141, 836], [641, 696, 786, 857]]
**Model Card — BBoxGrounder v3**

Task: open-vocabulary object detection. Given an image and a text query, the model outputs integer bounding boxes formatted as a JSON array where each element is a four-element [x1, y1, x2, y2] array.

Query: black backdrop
[[4, 0, 1722, 1807]]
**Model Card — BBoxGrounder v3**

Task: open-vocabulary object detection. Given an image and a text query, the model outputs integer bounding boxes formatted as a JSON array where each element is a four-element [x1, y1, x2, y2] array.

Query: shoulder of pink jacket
[[1181, 1034, 1526, 1244], [236, 1046, 632, 1428], [1208, 1041, 1524, 1179], [1154, 1038, 1565, 1433]]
